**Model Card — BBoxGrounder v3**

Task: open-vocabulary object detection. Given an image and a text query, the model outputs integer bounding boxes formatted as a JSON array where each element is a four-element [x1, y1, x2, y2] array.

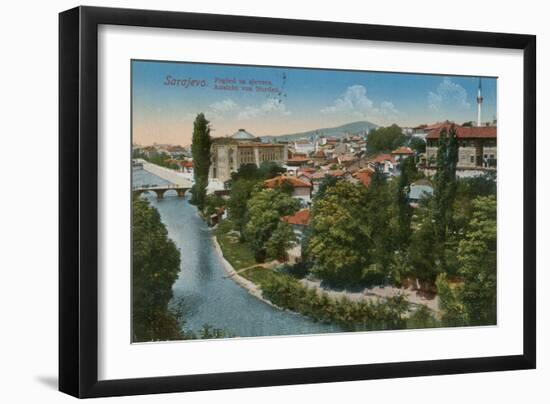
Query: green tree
[[395, 157, 415, 250], [407, 200, 439, 284], [203, 194, 225, 217], [315, 174, 340, 201], [258, 161, 286, 180], [436, 196, 497, 326], [366, 124, 406, 154], [132, 197, 182, 342], [228, 179, 260, 236], [432, 125, 459, 271], [243, 188, 299, 262], [362, 169, 394, 281], [307, 181, 371, 285], [190, 113, 212, 210], [265, 221, 297, 261], [408, 136, 426, 154]]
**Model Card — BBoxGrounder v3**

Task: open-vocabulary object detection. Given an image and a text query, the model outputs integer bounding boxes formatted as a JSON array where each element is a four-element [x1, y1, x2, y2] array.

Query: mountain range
[[261, 120, 379, 142]]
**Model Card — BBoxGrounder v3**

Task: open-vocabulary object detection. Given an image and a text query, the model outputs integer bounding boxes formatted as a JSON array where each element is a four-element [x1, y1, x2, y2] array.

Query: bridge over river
[[132, 164, 341, 338], [132, 159, 193, 198], [133, 184, 189, 199]]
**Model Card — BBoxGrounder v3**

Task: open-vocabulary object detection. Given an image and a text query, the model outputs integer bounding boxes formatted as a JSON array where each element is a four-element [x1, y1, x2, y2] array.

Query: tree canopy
[[437, 196, 497, 326], [366, 124, 406, 154], [306, 181, 371, 285], [243, 188, 299, 262], [132, 197, 182, 342], [190, 113, 212, 210]]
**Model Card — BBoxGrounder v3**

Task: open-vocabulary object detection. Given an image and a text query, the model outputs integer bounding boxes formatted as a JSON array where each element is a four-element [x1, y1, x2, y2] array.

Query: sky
[[132, 60, 497, 146]]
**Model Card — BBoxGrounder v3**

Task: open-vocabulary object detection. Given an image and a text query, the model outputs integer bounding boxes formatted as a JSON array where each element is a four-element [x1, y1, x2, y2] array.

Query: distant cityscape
[[131, 60, 497, 342]]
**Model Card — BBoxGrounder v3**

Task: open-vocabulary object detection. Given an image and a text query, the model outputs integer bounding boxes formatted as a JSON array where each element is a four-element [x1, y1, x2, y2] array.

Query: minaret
[[476, 78, 483, 127]]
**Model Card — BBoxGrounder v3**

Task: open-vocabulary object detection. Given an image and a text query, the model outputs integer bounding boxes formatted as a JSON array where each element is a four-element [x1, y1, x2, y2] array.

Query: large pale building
[[425, 125, 497, 176], [209, 129, 288, 182]]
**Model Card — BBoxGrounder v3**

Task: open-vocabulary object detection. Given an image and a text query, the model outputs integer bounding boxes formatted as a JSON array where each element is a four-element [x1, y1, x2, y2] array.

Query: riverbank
[[213, 222, 440, 331], [211, 235, 287, 312]]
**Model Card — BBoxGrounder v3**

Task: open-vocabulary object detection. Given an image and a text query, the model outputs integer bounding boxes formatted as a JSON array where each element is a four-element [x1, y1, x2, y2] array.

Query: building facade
[[209, 129, 288, 182], [425, 125, 497, 175]]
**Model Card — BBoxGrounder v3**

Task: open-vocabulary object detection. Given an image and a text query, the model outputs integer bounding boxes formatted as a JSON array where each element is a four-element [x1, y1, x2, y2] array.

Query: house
[[281, 209, 310, 263], [177, 160, 194, 181], [264, 175, 312, 206], [391, 146, 415, 162], [425, 124, 497, 178], [408, 181, 434, 207], [352, 168, 375, 187], [285, 156, 311, 168], [337, 153, 359, 168], [293, 139, 316, 155], [311, 149, 327, 165], [367, 154, 397, 176]]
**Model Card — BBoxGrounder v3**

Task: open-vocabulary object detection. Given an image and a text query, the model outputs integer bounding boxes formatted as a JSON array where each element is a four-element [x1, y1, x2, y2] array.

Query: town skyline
[[132, 60, 497, 146]]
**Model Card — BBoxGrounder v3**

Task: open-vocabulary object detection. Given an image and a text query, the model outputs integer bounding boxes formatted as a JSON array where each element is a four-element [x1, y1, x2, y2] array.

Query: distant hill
[[262, 121, 379, 142]]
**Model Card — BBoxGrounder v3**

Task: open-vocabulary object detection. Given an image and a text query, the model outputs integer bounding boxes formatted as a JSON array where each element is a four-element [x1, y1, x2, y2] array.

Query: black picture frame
[[59, 5, 536, 398]]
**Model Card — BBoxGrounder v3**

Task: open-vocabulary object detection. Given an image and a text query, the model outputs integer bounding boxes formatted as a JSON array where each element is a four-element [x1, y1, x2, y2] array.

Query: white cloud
[[380, 101, 399, 116], [428, 78, 471, 111], [209, 98, 238, 114], [237, 97, 291, 120], [321, 85, 374, 115], [321, 85, 399, 122]]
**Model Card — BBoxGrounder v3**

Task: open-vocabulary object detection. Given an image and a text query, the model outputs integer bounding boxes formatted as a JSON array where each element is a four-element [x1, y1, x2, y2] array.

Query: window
[[470, 155, 474, 163]]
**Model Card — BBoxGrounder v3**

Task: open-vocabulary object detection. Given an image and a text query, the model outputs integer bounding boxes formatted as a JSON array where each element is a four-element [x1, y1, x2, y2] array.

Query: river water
[[133, 168, 341, 338]]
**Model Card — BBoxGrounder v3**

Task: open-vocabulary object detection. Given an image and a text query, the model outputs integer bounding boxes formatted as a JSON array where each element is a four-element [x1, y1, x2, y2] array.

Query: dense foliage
[[243, 267, 410, 331], [436, 196, 497, 326], [366, 124, 407, 154], [132, 197, 182, 342], [243, 188, 299, 262], [190, 113, 212, 210], [227, 162, 286, 235], [214, 124, 496, 329]]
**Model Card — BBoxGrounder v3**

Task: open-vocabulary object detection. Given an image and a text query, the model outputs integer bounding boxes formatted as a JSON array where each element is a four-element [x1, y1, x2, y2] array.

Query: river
[[133, 167, 341, 338]]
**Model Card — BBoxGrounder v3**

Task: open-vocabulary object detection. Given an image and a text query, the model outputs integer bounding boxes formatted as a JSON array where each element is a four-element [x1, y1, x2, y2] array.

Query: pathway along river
[[133, 167, 341, 338]]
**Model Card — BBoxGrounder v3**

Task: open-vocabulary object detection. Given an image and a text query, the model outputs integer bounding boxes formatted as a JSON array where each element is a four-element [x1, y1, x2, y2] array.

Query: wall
[[0, 1, 547, 403]]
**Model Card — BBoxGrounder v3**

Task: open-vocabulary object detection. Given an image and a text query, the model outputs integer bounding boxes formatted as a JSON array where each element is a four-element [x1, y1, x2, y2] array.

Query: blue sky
[[132, 60, 497, 146]]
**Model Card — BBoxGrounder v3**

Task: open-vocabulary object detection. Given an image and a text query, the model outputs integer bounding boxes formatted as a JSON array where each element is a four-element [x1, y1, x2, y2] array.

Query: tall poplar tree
[[432, 125, 459, 271], [395, 156, 415, 250], [190, 113, 212, 210]]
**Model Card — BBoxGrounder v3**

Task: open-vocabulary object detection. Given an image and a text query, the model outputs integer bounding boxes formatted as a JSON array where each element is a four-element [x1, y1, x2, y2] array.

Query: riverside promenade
[[135, 159, 193, 188]]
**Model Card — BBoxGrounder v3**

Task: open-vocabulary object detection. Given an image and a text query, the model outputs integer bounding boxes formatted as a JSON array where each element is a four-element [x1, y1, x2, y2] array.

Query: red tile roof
[[369, 154, 395, 164], [327, 169, 346, 177], [264, 175, 312, 189], [282, 209, 310, 226], [353, 170, 374, 187], [300, 167, 316, 173], [426, 125, 497, 140], [391, 146, 415, 155], [312, 150, 326, 158]]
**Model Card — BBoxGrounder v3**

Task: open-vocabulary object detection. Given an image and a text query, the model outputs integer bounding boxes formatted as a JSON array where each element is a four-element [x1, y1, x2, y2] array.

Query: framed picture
[[59, 6, 536, 398]]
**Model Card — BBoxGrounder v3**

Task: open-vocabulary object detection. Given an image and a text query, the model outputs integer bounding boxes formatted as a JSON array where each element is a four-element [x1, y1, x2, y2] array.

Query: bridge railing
[[132, 184, 189, 191]]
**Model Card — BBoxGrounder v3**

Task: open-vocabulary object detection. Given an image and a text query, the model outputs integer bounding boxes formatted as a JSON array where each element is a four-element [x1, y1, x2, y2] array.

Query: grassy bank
[[214, 220, 439, 332]]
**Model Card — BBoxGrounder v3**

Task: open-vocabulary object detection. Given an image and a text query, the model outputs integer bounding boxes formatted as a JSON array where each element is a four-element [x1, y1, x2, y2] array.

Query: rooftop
[[426, 125, 497, 140], [391, 146, 415, 155], [231, 129, 257, 140], [353, 170, 374, 187], [282, 209, 310, 226], [264, 175, 312, 189]]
